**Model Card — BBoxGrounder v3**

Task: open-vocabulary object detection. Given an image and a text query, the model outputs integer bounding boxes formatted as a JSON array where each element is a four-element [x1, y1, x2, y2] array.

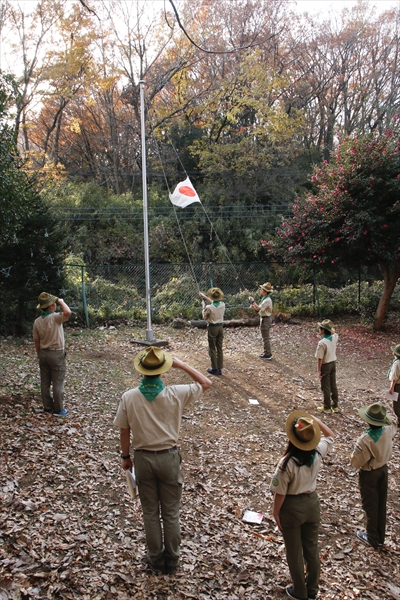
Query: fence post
[[358, 265, 361, 308], [209, 263, 213, 288], [81, 265, 90, 327], [313, 268, 321, 317], [264, 262, 267, 282], [313, 268, 316, 312]]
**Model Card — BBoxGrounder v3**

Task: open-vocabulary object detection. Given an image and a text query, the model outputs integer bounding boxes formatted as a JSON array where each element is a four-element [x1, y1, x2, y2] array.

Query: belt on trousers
[[42, 347, 65, 351], [208, 323, 222, 326], [135, 446, 177, 454], [261, 316, 271, 319]]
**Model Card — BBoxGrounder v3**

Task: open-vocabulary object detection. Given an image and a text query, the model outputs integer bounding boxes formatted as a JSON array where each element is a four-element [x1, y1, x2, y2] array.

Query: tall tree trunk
[[373, 259, 400, 330], [15, 295, 26, 336]]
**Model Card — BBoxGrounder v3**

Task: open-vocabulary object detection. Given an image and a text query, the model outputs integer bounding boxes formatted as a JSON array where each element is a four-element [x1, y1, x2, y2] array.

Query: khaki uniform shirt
[[33, 313, 65, 350], [351, 424, 397, 471], [389, 359, 400, 385], [114, 382, 203, 451], [259, 296, 272, 318], [203, 302, 225, 324], [315, 333, 338, 364], [270, 437, 333, 496]]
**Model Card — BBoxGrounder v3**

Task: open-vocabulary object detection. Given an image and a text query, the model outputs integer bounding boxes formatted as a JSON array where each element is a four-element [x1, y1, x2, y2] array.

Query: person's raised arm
[[199, 291, 212, 303], [57, 298, 71, 322], [172, 357, 212, 391], [312, 416, 334, 438], [249, 296, 260, 311]]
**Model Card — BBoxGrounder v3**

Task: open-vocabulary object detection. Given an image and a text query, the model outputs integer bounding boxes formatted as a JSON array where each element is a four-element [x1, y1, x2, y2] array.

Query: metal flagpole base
[[131, 338, 169, 347], [131, 329, 169, 347]]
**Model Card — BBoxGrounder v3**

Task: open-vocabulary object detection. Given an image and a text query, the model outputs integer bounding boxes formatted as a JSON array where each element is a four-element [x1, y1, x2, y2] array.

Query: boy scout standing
[[199, 287, 225, 375], [33, 292, 71, 415], [315, 319, 339, 414], [249, 282, 273, 360], [351, 402, 397, 548]]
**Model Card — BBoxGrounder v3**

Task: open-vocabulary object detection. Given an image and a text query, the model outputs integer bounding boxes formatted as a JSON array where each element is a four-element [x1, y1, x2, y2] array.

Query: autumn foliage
[[272, 123, 400, 329]]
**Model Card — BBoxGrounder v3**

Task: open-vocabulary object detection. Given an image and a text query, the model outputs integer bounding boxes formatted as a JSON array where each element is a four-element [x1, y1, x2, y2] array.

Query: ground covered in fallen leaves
[[1, 317, 400, 600]]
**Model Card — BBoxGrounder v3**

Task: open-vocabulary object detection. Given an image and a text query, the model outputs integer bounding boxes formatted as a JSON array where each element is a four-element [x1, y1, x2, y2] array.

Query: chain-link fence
[[63, 262, 400, 326]]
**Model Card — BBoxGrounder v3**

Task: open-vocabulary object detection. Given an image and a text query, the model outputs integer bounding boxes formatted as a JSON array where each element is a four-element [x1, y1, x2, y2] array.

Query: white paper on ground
[[248, 398, 259, 405], [125, 469, 139, 499], [386, 390, 399, 402], [243, 510, 263, 524]]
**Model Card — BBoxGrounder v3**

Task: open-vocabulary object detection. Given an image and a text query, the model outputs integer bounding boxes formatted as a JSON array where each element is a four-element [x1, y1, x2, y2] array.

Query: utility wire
[[162, 131, 243, 281], [151, 115, 201, 292]]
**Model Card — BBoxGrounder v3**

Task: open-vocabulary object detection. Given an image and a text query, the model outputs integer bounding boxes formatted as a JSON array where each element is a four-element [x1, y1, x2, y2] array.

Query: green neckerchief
[[366, 427, 383, 443], [387, 357, 400, 379], [292, 449, 317, 468], [138, 377, 165, 402], [212, 301, 221, 307], [323, 333, 333, 342], [41, 311, 53, 319]]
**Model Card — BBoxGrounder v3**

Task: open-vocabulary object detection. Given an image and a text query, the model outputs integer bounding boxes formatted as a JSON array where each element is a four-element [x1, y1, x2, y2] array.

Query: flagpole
[[136, 81, 167, 347], [139, 81, 155, 342]]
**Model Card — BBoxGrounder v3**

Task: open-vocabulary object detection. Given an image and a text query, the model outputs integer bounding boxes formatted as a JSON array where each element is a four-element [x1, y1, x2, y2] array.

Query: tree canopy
[[0, 72, 65, 333], [271, 123, 400, 329], [0, 73, 37, 244]]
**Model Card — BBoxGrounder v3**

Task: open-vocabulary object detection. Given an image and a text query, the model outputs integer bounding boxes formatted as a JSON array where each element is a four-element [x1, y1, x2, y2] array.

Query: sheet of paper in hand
[[125, 469, 139, 499], [386, 390, 399, 402]]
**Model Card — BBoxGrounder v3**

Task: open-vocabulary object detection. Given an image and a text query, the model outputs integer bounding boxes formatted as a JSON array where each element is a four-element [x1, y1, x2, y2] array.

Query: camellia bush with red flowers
[[270, 123, 400, 330]]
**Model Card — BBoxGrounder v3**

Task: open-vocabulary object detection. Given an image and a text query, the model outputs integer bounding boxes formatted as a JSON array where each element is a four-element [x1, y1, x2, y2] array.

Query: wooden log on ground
[[189, 313, 300, 328], [189, 318, 260, 328]]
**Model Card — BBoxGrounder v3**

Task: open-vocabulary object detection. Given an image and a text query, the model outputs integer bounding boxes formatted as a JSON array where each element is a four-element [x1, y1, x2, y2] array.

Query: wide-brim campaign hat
[[260, 282, 273, 293], [133, 346, 173, 376], [391, 344, 400, 357], [207, 287, 224, 301], [37, 292, 58, 309], [318, 319, 335, 333], [358, 402, 392, 426], [286, 409, 321, 451]]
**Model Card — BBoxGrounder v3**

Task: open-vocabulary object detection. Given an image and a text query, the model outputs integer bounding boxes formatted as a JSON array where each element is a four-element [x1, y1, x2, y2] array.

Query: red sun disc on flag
[[177, 185, 196, 197]]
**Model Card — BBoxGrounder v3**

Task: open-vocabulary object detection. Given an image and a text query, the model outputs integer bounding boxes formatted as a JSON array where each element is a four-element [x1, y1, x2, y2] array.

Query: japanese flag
[[169, 177, 201, 208]]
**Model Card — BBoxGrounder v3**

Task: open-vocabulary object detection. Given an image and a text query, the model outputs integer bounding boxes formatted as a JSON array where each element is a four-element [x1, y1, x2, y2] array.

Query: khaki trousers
[[134, 449, 182, 565], [393, 383, 400, 422], [359, 464, 388, 547], [320, 360, 338, 409], [39, 349, 66, 412], [207, 324, 223, 369], [260, 316, 272, 356], [280, 492, 321, 600]]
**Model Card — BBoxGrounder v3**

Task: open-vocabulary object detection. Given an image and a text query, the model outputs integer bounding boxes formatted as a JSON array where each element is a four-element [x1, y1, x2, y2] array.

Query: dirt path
[[1, 318, 400, 599]]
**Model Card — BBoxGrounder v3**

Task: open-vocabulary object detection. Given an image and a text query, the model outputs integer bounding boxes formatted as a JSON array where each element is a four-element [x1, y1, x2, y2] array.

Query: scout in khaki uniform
[[199, 287, 225, 375], [270, 410, 334, 600], [388, 343, 400, 422], [33, 292, 71, 415], [114, 347, 212, 574], [351, 402, 397, 548], [315, 319, 339, 414], [249, 281, 273, 359]]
